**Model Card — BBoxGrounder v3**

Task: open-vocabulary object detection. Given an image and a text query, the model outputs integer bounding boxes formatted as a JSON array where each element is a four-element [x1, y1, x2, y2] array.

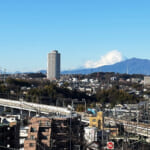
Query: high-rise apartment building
[[47, 50, 60, 81], [24, 116, 83, 150]]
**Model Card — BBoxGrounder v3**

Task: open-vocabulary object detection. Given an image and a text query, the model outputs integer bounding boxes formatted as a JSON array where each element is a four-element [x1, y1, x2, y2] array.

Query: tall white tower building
[[47, 50, 60, 81]]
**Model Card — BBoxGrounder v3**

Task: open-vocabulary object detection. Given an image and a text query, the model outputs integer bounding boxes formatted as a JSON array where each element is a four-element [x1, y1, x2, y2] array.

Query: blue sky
[[0, 0, 150, 72]]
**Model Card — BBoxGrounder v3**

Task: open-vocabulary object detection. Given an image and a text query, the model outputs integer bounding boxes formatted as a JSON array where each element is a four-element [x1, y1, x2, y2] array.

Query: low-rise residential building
[[131, 78, 141, 84], [0, 116, 20, 149], [144, 76, 150, 87]]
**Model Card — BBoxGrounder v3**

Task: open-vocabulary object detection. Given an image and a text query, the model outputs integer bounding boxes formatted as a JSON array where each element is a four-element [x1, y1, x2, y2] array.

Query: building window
[[42, 136, 48, 140], [46, 121, 51, 126], [92, 119, 96, 122], [31, 127, 36, 132], [30, 135, 35, 140], [29, 143, 35, 147]]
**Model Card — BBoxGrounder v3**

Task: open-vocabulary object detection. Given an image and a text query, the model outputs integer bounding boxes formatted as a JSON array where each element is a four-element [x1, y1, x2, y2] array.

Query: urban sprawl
[[1, 50, 150, 150]]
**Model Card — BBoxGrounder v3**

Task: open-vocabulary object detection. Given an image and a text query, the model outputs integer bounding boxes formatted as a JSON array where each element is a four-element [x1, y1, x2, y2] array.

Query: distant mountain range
[[61, 58, 150, 75]]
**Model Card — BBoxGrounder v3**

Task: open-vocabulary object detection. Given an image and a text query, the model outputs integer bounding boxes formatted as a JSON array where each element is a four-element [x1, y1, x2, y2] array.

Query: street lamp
[[82, 98, 86, 113]]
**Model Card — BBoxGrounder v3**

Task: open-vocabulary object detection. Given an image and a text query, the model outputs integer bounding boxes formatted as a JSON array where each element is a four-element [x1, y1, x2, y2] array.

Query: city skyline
[[0, 0, 150, 72]]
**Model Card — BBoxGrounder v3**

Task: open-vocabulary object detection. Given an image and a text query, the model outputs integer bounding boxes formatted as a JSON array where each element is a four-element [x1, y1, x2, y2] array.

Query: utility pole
[[70, 111, 72, 150], [0, 67, 1, 81], [137, 105, 139, 125], [148, 99, 150, 123], [20, 98, 23, 127], [82, 98, 86, 113], [71, 100, 74, 110]]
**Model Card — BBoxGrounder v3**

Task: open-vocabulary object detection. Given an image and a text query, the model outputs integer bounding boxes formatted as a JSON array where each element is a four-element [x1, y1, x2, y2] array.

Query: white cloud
[[84, 50, 123, 68]]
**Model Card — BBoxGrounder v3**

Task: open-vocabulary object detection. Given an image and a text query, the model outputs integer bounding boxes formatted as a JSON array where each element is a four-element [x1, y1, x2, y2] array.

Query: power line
[[0, 145, 19, 150]]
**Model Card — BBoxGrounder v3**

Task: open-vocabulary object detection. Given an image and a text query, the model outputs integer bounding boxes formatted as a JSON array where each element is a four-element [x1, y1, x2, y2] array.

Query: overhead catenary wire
[[0, 145, 19, 150]]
